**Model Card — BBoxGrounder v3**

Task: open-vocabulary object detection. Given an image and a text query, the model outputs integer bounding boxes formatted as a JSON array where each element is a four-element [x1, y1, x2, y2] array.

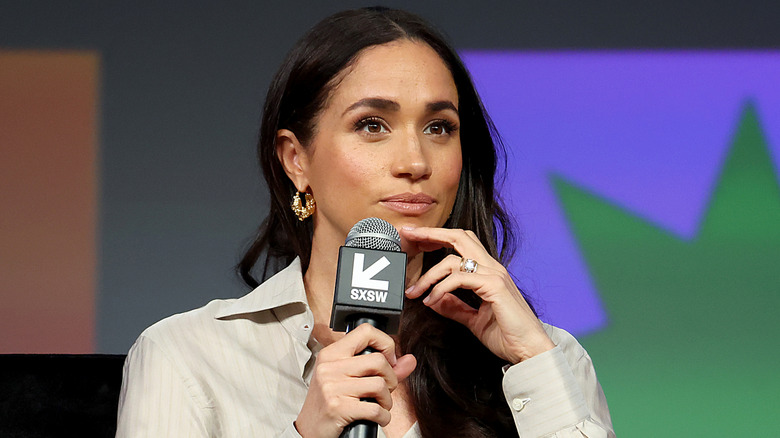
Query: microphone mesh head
[[345, 218, 401, 251]]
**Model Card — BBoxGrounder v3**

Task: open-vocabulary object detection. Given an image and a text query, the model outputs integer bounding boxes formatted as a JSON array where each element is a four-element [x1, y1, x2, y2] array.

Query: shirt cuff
[[502, 346, 589, 437], [278, 422, 304, 438]]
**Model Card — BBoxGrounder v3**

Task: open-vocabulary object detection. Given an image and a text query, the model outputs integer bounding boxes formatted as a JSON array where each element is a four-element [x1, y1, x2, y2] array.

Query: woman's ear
[[276, 129, 310, 192]]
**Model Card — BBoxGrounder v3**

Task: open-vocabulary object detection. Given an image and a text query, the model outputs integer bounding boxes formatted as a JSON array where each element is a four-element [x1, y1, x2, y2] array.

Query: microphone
[[330, 218, 407, 438]]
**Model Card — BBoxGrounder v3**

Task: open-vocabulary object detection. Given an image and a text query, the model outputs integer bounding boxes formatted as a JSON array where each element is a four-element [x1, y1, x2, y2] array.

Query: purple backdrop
[[461, 52, 780, 334]]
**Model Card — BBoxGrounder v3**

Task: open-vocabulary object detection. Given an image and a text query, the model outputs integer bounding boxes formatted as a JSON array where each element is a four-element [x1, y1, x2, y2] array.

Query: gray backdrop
[[2, 0, 778, 353]]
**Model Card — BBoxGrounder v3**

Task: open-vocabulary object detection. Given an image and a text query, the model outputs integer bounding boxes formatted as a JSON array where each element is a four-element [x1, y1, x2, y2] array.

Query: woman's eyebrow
[[342, 98, 458, 116], [426, 100, 458, 115], [343, 98, 400, 115]]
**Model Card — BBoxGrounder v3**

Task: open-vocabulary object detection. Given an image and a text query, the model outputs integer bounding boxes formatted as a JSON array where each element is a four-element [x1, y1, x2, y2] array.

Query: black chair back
[[0, 354, 126, 438]]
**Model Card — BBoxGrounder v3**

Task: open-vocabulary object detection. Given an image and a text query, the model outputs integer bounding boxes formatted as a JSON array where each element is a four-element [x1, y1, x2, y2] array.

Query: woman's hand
[[294, 323, 417, 438], [401, 226, 555, 364]]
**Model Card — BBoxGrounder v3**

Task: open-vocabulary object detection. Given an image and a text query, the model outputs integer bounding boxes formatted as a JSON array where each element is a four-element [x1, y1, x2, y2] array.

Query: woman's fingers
[[335, 397, 392, 427], [392, 353, 417, 382], [401, 227, 492, 263], [318, 352, 399, 391], [426, 292, 478, 326], [295, 324, 416, 437], [406, 253, 505, 300], [399, 225, 556, 364], [424, 269, 506, 306], [405, 253, 461, 299], [332, 374, 394, 411], [319, 323, 398, 366]]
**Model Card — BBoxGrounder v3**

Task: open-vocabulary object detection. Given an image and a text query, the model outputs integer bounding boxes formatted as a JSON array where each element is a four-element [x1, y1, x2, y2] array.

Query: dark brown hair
[[238, 7, 534, 437]]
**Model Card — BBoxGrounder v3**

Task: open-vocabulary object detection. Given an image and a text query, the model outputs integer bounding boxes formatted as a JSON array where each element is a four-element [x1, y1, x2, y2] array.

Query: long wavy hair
[[238, 7, 534, 437]]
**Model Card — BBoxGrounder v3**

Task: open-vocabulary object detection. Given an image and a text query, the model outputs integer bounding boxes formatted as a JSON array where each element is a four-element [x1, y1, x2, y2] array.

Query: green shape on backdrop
[[552, 104, 780, 436]]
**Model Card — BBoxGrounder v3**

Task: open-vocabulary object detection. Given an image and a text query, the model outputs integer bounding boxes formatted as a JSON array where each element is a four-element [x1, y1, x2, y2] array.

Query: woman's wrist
[[507, 333, 556, 364]]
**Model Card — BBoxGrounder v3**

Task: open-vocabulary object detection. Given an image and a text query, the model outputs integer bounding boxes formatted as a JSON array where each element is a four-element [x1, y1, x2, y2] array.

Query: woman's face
[[285, 40, 462, 247]]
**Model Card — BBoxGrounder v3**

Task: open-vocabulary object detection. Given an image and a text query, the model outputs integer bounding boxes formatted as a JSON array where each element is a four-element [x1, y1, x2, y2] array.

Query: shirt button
[[512, 397, 531, 412]]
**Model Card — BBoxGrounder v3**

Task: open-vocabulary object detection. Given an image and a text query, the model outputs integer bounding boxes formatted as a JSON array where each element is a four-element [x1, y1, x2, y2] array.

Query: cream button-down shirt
[[116, 258, 614, 437]]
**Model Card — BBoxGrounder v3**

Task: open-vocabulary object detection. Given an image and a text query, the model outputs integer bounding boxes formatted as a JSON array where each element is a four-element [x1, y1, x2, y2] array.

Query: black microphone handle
[[340, 419, 376, 438], [339, 316, 386, 438]]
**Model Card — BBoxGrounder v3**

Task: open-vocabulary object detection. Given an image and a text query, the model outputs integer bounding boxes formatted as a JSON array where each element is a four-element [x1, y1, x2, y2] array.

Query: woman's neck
[[303, 231, 342, 346], [385, 382, 416, 438]]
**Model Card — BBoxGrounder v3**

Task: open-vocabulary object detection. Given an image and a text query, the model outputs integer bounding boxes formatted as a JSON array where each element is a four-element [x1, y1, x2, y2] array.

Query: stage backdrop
[[463, 51, 780, 436], [2, 1, 779, 435]]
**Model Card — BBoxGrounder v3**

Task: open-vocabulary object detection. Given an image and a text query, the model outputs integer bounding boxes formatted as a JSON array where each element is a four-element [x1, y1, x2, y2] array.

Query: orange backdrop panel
[[0, 51, 99, 353]]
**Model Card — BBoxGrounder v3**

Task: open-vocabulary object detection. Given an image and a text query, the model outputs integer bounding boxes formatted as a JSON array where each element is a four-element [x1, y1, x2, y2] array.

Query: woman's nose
[[391, 131, 432, 180]]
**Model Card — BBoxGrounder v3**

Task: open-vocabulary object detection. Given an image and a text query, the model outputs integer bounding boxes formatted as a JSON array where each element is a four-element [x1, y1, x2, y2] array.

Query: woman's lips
[[380, 193, 436, 215]]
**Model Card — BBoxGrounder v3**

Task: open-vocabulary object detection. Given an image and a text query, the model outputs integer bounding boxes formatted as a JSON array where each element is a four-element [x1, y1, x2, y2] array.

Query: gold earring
[[291, 191, 316, 221]]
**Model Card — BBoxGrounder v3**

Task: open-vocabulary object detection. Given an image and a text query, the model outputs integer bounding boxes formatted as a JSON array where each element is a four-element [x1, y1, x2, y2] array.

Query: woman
[[117, 7, 613, 438]]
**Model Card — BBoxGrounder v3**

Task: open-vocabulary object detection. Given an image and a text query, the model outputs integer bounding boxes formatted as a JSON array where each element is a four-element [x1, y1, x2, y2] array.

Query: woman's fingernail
[[423, 295, 431, 305], [405, 286, 415, 296], [401, 225, 416, 231]]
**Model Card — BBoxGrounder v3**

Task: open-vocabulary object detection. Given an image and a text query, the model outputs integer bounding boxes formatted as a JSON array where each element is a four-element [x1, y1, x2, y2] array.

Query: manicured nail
[[423, 295, 431, 305], [405, 286, 416, 296], [401, 225, 416, 231]]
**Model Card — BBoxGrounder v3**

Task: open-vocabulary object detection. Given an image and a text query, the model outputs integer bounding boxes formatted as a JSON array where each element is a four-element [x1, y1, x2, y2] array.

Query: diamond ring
[[459, 258, 478, 273]]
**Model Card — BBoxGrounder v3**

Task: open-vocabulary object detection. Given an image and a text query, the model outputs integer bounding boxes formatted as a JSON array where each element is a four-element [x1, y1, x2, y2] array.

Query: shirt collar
[[214, 257, 307, 319]]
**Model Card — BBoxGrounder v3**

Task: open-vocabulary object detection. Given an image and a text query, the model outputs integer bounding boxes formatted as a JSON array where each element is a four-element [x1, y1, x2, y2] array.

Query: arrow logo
[[351, 253, 390, 290]]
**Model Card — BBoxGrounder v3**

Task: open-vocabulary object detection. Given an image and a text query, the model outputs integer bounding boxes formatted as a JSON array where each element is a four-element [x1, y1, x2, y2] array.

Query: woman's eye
[[426, 124, 445, 135], [424, 120, 457, 136], [356, 118, 388, 134]]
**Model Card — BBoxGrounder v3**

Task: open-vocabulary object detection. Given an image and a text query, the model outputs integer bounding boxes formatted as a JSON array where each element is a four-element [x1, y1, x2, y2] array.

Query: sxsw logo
[[331, 246, 406, 332], [350, 253, 389, 303]]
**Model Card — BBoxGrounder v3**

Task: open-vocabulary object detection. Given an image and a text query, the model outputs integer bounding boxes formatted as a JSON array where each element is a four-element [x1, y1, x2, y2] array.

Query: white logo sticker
[[351, 253, 390, 291]]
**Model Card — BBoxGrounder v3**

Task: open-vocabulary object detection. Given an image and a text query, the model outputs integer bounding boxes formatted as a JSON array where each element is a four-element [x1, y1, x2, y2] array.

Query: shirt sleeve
[[502, 346, 615, 438], [116, 335, 212, 437]]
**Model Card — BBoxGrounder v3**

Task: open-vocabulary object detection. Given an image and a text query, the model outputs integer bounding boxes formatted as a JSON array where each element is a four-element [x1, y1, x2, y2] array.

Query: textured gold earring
[[291, 191, 316, 221]]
